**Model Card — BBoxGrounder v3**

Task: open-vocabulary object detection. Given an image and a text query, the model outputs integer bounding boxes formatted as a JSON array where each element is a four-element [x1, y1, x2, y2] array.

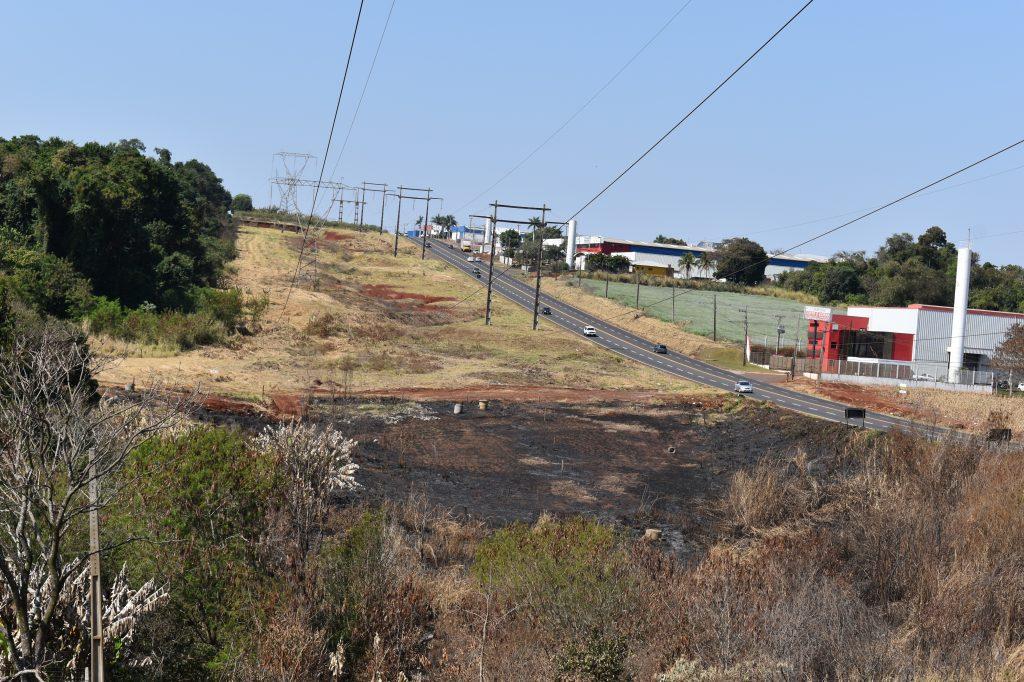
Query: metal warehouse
[[571, 236, 827, 280]]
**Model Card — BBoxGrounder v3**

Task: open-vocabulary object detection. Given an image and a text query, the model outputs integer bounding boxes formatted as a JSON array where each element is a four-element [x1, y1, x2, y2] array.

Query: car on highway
[[541, 306, 551, 315], [448, 243, 454, 249], [582, 325, 597, 337], [466, 256, 478, 262], [734, 380, 753, 393], [652, 343, 668, 354], [913, 373, 937, 382]]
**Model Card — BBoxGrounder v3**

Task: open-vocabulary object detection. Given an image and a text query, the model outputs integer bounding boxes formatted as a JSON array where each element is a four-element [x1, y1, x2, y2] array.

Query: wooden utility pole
[[713, 294, 718, 342], [532, 206, 549, 330], [88, 451, 105, 682], [738, 307, 749, 365], [635, 269, 641, 309]]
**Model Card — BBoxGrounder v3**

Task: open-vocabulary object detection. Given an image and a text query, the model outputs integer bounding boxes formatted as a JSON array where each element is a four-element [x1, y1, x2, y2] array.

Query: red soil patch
[[270, 393, 305, 417], [361, 284, 456, 306], [322, 231, 353, 242]]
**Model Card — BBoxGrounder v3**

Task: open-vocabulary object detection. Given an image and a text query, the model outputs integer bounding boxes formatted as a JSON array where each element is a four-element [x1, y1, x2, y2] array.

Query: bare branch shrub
[[0, 322, 180, 677]]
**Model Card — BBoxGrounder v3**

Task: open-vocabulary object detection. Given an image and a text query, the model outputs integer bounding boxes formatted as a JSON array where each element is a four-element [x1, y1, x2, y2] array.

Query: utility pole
[[605, 272, 609, 298], [672, 284, 677, 322], [532, 205, 549, 330], [472, 210, 498, 325], [390, 186, 432, 257], [391, 186, 404, 257], [635, 269, 641, 309], [738, 307, 749, 365], [775, 315, 785, 354], [420, 189, 434, 260], [713, 294, 717, 342], [88, 450, 105, 682], [479, 201, 555, 329]]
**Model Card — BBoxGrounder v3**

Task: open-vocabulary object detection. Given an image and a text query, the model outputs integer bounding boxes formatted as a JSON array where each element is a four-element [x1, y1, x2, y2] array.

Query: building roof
[[908, 303, 1024, 320], [576, 235, 828, 264]]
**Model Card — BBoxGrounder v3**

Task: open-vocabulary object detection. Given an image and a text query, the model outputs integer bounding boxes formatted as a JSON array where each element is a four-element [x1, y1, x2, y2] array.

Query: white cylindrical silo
[[947, 246, 972, 383], [565, 219, 578, 269], [484, 218, 493, 253]]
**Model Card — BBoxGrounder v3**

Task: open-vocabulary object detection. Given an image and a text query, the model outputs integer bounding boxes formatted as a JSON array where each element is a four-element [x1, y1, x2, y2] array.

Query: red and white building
[[805, 303, 1024, 384]]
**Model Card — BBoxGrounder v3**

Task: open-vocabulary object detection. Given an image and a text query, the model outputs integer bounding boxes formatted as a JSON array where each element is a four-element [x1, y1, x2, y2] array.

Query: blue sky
[[3, 1, 1022, 264]]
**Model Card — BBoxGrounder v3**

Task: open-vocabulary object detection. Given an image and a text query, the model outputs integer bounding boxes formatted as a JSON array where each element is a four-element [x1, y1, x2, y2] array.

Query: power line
[[451, 0, 697, 216], [325, 0, 399, 191], [748, 161, 1024, 237], [564, 0, 815, 224], [285, 0, 368, 305], [610, 136, 1024, 321]]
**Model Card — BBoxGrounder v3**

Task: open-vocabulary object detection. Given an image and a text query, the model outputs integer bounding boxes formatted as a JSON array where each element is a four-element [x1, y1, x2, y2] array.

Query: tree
[[586, 253, 631, 274], [0, 135, 234, 312], [654, 235, 687, 246], [499, 229, 521, 260], [231, 193, 254, 212], [697, 252, 714, 278], [992, 323, 1024, 377], [714, 238, 766, 285], [432, 214, 457, 238], [0, 322, 179, 677], [678, 253, 695, 279]]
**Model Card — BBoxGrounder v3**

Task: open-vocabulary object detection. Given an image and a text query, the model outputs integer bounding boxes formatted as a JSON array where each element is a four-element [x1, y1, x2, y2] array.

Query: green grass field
[[578, 278, 813, 347]]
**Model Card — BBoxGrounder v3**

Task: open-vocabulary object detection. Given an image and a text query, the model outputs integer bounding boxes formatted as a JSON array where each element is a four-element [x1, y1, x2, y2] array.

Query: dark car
[[541, 306, 551, 315], [653, 344, 668, 354], [426, 242, 432, 248]]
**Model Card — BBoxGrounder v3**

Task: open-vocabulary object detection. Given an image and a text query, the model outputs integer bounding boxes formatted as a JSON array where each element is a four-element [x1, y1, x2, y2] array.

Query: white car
[[582, 326, 597, 337], [734, 380, 753, 394], [466, 256, 479, 263]]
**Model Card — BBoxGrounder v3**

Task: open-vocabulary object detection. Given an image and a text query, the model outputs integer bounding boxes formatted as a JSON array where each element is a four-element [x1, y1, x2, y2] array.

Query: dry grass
[[799, 380, 1024, 435], [94, 225, 704, 399]]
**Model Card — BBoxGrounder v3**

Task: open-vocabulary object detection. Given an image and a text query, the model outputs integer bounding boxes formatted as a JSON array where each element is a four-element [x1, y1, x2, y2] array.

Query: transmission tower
[[271, 152, 315, 218]]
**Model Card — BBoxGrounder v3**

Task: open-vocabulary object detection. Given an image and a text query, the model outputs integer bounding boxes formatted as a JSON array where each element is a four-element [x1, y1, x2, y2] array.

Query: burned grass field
[[317, 396, 849, 551]]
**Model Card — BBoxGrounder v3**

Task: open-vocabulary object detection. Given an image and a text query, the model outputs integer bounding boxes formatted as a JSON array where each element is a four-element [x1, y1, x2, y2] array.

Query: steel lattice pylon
[[271, 152, 349, 291]]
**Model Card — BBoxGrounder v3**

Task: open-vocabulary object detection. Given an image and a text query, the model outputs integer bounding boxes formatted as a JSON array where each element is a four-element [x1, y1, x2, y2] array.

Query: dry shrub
[[724, 457, 817, 532], [350, 319, 404, 342], [675, 534, 898, 679], [305, 312, 343, 338], [224, 594, 331, 681]]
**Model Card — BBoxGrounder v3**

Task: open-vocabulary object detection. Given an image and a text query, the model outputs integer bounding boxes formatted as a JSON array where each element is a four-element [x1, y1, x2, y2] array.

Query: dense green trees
[[714, 237, 767, 285], [586, 253, 632, 273], [0, 135, 234, 312], [654, 234, 687, 245], [230, 193, 254, 212], [779, 226, 1024, 311]]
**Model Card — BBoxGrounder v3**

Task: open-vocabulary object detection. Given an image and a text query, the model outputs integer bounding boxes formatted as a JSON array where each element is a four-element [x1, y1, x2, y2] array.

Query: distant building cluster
[[569, 236, 827, 280]]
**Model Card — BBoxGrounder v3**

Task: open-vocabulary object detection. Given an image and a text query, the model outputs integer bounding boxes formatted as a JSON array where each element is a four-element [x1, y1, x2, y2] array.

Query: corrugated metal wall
[[915, 309, 1020, 374]]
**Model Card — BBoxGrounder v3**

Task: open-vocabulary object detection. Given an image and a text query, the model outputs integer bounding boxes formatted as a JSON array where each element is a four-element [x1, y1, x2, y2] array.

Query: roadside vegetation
[[0, 135, 257, 351], [779, 225, 1024, 311], [3, 321, 1023, 679]]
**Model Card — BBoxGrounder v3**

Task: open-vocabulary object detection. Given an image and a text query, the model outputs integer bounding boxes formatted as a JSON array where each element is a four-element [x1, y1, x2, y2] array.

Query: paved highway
[[416, 236, 951, 437]]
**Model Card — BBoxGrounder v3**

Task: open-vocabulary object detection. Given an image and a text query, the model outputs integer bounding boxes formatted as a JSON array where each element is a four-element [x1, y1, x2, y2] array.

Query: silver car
[[734, 380, 753, 394]]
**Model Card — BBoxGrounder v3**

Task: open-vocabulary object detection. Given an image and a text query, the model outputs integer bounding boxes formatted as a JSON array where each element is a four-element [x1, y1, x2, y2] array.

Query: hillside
[[95, 224, 701, 399]]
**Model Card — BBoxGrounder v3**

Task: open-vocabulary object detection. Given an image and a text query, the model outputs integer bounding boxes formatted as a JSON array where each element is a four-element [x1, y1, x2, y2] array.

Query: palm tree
[[678, 252, 695, 279], [698, 251, 714, 278]]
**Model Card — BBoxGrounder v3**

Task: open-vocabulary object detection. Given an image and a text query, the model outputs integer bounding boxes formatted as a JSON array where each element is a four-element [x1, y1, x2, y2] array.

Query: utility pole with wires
[[775, 314, 785, 353], [738, 307, 749, 365], [389, 186, 432, 256], [473, 201, 557, 329], [358, 182, 388, 233], [420, 189, 436, 260], [470, 212, 497, 324]]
